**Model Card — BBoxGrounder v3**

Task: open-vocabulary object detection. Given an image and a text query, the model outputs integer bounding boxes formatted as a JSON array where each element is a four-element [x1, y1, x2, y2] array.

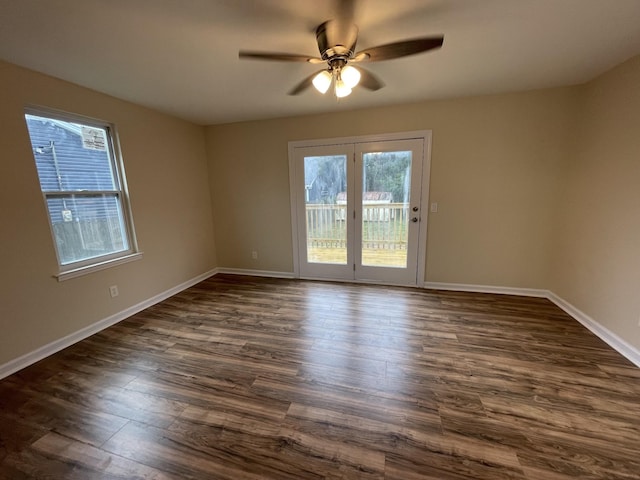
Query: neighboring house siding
[[26, 117, 116, 223]]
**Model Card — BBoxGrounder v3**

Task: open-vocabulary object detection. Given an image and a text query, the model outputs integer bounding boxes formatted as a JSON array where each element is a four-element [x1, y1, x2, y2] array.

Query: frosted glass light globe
[[335, 78, 352, 98], [341, 65, 361, 88], [312, 71, 332, 94]]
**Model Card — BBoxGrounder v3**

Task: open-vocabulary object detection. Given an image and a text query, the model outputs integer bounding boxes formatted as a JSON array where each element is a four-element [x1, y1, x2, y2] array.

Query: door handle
[[411, 217, 418, 223], [412, 206, 419, 212]]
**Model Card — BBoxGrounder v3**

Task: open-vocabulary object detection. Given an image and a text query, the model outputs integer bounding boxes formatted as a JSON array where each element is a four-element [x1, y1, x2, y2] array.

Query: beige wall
[[206, 88, 577, 288], [3, 52, 639, 369], [551, 55, 640, 351], [0, 61, 217, 366]]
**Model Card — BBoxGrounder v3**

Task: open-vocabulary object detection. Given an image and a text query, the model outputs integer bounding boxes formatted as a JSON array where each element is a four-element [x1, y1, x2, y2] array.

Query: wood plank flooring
[[1, 274, 639, 479]]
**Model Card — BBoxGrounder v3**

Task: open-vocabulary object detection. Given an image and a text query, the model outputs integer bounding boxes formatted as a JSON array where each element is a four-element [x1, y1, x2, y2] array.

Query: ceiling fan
[[238, 3, 444, 98]]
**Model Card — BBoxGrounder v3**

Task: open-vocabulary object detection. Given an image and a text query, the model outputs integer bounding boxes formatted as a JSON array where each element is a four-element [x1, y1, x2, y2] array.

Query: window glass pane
[[25, 109, 134, 270], [303, 155, 347, 264], [25, 114, 116, 192], [46, 194, 128, 265]]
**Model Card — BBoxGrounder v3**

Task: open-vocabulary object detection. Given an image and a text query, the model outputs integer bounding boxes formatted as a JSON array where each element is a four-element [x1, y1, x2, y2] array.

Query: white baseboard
[[424, 281, 550, 298], [424, 281, 640, 368], [0, 268, 218, 380], [215, 267, 296, 279], [547, 292, 640, 368]]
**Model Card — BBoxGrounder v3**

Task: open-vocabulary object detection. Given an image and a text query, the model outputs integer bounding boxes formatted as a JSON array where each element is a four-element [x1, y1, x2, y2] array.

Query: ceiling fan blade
[[288, 70, 325, 95], [333, 0, 358, 44], [335, 0, 356, 25], [353, 36, 444, 62], [357, 67, 384, 91], [239, 51, 323, 63]]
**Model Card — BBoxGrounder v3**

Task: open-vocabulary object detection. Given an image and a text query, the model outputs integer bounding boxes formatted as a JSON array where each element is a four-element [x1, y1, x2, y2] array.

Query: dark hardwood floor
[[1, 274, 639, 479]]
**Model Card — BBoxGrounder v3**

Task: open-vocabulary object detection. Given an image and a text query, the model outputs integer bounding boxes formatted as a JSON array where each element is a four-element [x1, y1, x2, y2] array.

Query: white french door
[[290, 132, 430, 286]]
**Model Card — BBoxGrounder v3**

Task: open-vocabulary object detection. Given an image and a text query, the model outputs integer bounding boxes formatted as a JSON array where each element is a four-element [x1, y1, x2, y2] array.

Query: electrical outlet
[[251, 250, 258, 259], [109, 285, 119, 298]]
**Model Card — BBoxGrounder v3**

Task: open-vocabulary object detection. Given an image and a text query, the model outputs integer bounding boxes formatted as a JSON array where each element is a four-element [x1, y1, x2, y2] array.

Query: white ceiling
[[1, 0, 640, 126]]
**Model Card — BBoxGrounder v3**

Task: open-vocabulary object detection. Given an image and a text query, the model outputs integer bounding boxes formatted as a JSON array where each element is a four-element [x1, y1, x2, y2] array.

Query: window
[[24, 108, 139, 279]]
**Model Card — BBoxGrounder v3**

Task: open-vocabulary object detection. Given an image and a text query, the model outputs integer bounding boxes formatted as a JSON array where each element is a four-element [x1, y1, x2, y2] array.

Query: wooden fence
[[305, 203, 409, 250], [52, 216, 126, 264]]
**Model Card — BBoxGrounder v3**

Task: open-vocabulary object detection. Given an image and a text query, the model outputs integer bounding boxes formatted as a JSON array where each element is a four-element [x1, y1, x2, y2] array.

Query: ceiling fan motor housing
[[316, 20, 358, 61]]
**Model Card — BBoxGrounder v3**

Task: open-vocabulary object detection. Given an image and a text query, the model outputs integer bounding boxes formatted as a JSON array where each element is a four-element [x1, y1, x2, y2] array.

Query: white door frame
[[288, 130, 432, 287]]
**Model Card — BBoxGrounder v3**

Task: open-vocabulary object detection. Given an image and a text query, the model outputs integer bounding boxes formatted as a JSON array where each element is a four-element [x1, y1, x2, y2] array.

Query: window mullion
[[43, 190, 121, 197]]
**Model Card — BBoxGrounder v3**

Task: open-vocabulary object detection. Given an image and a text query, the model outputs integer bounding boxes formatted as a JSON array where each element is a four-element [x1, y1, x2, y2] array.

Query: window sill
[[55, 252, 143, 282]]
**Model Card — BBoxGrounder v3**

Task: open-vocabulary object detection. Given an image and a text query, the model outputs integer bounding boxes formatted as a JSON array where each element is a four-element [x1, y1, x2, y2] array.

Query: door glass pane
[[304, 155, 348, 264], [361, 151, 412, 268]]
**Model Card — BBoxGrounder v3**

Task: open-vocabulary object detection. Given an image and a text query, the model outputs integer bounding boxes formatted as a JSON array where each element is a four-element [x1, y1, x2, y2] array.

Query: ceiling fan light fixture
[[341, 65, 361, 88], [334, 77, 352, 98], [312, 70, 333, 94], [239, 16, 444, 99]]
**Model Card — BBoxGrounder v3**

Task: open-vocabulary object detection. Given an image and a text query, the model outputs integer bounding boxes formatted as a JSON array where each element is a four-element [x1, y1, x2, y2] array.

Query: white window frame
[[25, 106, 141, 281]]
